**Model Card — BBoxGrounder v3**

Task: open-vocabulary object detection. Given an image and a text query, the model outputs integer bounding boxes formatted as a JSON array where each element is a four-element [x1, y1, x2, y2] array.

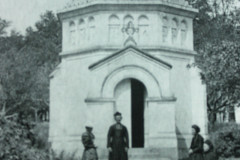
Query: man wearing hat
[[107, 112, 129, 160], [81, 122, 98, 160], [189, 124, 204, 160]]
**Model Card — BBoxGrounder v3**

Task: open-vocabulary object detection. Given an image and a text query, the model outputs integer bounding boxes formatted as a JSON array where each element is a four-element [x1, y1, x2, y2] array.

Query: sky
[[0, 0, 69, 35], [0, 0, 240, 35]]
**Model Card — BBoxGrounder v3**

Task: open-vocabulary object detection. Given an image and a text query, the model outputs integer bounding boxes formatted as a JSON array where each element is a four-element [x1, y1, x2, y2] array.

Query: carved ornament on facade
[[122, 21, 139, 46]]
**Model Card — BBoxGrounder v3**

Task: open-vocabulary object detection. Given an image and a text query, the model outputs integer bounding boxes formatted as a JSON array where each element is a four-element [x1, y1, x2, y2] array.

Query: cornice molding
[[85, 98, 115, 103], [146, 96, 177, 102], [60, 45, 197, 58], [57, 3, 198, 21]]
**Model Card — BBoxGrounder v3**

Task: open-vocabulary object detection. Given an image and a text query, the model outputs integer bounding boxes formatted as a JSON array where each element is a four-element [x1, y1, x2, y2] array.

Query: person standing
[[81, 124, 98, 160], [107, 112, 129, 160], [189, 125, 204, 160]]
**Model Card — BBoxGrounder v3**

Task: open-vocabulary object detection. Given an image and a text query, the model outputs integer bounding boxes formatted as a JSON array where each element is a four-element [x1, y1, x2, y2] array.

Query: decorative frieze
[[66, 13, 189, 49]]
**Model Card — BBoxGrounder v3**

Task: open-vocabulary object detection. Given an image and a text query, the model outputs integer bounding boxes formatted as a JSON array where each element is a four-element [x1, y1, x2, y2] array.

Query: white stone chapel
[[49, 0, 208, 159]]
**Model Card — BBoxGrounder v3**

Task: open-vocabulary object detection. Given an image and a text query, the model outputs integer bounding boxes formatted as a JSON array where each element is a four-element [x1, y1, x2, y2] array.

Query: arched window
[[171, 18, 178, 44], [162, 17, 168, 43], [180, 20, 187, 46], [138, 15, 149, 44], [88, 17, 95, 42], [108, 15, 120, 44], [78, 19, 86, 46], [123, 15, 134, 27], [69, 21, 76, 46], [123, 15, 134, 40]]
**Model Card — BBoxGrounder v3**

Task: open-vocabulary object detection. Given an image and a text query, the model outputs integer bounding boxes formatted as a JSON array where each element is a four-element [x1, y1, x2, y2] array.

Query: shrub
[[33, 122, 50, 149], [209, 122, 240, 158], [0, 114, 80, 160], [0, 115, 49, 160]]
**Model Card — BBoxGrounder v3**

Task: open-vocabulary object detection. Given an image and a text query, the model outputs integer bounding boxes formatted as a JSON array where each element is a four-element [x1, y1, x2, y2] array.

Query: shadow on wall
[[176, 127, 189, 160]]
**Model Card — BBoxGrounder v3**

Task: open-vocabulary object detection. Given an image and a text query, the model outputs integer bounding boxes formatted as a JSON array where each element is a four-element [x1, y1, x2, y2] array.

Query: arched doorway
[[114, 78, 147, 148], [131, 79, 146, 148]]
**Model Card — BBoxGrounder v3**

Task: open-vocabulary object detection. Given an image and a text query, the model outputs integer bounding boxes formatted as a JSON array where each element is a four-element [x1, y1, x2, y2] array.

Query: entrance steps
[[97, 148, 172, 160]]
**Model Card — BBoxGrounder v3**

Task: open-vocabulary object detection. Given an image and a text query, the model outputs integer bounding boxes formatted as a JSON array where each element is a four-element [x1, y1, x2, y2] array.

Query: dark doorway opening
[[131, 79, 145, 148]]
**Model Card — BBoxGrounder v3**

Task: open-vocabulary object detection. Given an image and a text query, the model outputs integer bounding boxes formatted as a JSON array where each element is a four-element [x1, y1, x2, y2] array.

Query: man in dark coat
[[107, 112, 129, 160], [189, 125, 204, 160], [203, 140, 218, 160]]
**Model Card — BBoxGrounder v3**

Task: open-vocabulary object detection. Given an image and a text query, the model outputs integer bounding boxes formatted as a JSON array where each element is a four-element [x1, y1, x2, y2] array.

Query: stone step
[[97, 148, 171, 160]]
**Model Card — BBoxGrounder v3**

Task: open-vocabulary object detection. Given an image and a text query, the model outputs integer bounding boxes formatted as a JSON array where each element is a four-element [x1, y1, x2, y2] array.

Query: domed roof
[[60, 0, 193, 13]]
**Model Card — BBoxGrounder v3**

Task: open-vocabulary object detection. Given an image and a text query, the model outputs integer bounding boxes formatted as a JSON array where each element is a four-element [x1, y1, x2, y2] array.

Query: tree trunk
[[209, 112, 216, 124], [34, 109, 38, 122]]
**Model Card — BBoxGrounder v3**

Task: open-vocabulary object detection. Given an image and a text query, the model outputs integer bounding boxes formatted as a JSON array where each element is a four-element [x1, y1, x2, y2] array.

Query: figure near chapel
[[81, 124, 98, 160], [107, 112, 129, 160], [189, 125, 204, 160]]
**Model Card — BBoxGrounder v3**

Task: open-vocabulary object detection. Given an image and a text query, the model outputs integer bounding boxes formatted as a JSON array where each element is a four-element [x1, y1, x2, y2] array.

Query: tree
[[0, 11, 61, 121], [187, 0, 238, 50], [0, 18, 10, 36], [196, 41, 240, 123], [188, 0, 240, 123], [0, 24, 25, 118], [22, 11, 61, 118], [0, 13, 63, 158]]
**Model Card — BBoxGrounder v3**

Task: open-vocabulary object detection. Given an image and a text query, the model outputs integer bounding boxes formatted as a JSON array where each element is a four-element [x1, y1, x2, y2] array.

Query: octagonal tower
[[49, 0, 208, 160]]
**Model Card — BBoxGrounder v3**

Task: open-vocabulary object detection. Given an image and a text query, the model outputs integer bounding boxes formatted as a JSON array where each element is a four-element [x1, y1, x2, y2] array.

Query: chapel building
[[49, 0, 208, 159]]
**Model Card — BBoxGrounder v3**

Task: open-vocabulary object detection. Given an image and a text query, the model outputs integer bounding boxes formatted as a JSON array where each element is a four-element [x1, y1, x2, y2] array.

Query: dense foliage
[[0, 114, 78, 160], [210, 123, 240, 158], [188, 0, 240, 123], [197, 41, 240, 123], [0, 115, 49, 160], [0, 11, 61, 120], [0, 12, 81, 159]]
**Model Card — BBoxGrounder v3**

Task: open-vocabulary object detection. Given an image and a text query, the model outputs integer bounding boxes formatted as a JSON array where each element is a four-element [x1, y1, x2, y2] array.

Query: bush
[[33, 122, 50, 149], [209, 123, 240, 158], [0, 115, 49, 160], [0, 115, 79, 160]]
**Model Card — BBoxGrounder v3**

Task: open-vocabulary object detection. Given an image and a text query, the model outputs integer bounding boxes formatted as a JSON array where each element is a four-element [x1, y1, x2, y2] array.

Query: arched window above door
[[69, 21, 76, 46], [138, 15, 149, 44], [123, 15, 135, 42], [109, 15, 121, 44], [78, 19, 86, 45], [162, 17, 169, 43], [123, 15, 134, 27], [180, 20, 188, 46], [88, 16, 95, 42], [171, 18, 178, 44]]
